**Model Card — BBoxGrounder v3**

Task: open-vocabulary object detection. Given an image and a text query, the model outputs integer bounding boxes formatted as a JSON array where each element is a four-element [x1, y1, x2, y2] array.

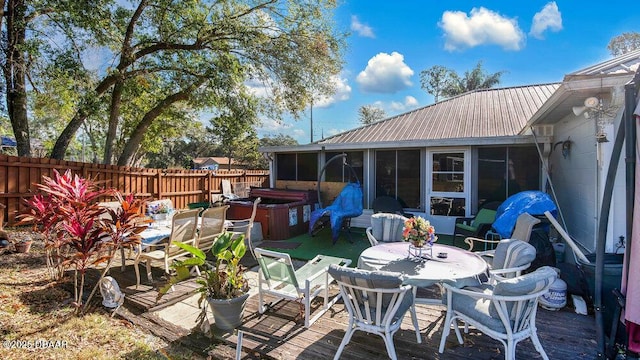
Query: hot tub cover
[[309, 182, 363, 242], [492, 191, 557, 238]]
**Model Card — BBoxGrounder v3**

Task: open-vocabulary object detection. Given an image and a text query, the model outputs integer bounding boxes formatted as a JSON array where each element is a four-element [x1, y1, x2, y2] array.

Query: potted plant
[[159, 231, 250, 331], [14, 239, 33, 253]]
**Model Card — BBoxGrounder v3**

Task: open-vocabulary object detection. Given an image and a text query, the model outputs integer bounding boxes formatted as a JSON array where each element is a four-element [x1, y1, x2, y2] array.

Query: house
[[192, 156, 246, 170], [260, 50, 640, 258]]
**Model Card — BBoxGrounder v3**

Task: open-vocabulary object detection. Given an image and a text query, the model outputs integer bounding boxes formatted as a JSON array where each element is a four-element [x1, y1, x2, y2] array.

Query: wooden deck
[[105, 255, 598, 359], [221, 290, 597, 360]]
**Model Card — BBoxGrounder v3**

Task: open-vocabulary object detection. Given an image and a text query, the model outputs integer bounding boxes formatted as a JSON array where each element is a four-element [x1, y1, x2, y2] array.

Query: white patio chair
[[134, 208, 200, 288], [327, 264, 422, 360], [365, 213, 408, 246], [439, 266, 557, 360], [227, 197, 261, 259], [221, 179, 240, 200], [196, 205, 229, 253], [465, 212, 540, 267], [488, 239, 537, 282], [254, 248, 351, 328]]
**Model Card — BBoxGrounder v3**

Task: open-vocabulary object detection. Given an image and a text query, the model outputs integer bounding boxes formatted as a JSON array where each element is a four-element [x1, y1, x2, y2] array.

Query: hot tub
[[227, 188, 318, 240]]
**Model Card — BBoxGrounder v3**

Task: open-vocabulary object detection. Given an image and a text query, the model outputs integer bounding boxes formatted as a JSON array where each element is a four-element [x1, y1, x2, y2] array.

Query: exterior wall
[[549, 111, 598, 252], [598, 110, 627, 254]]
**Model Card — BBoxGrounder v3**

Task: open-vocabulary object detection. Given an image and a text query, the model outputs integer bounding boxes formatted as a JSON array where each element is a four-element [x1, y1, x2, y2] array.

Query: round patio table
[[358, 242, 487, 289]]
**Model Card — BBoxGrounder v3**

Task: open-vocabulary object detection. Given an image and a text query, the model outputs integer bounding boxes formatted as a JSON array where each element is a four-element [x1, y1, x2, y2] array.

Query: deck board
[[104, 254, 598, 359]]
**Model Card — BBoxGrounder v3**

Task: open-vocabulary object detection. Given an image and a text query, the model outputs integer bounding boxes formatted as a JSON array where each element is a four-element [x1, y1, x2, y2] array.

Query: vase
[[207, 292, 250, 330], [408, 242, 432, 260]]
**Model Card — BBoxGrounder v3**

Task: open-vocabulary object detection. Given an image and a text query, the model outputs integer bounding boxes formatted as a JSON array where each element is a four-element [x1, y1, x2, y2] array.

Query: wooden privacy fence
[[0, 154, 269, 226]]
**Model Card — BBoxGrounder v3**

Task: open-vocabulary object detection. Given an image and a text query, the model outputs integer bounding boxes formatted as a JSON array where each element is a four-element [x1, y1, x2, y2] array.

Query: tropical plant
[[18, 169, 148, 313], [159, 232, 249, 327], [420, 61, 506, 101]]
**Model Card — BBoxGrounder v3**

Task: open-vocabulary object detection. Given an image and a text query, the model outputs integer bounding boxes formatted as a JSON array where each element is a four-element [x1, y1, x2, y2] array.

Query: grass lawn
[[0, 228, 203, 360]]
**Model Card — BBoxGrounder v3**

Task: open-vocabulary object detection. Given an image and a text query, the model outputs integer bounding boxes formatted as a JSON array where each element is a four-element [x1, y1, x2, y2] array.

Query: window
[[429, 152, 466, 216], [325, 152, 364, 183], [276, 154, 296, 180], [477, 146, 540, 207], [276, 153, 318, 181], [375, 150, 421, 209]]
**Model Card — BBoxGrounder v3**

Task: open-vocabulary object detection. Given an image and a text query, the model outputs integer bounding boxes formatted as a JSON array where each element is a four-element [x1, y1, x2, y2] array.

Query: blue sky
[[256, 1, 640, 144]]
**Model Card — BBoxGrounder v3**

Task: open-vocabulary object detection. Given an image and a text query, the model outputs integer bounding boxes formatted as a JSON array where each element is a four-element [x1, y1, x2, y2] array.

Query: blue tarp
[[309, 182, 363, 242], [492, 191, 558, 238], [1, 136, 17, 147]]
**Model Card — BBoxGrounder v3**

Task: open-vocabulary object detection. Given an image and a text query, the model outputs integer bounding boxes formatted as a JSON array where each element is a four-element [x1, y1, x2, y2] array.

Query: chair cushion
[[489, 266, 557, 319], [451, 285, 506, 332], [328, 265, 413, 325], [371, 213, 407, 243], [471, 208, 496, 228], [492, 239, 536, 269], [492, 266, 557, 297]]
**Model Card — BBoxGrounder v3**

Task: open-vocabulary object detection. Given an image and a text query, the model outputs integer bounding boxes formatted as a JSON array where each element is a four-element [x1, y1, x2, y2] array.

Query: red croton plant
[[19, 169, 149, 313]]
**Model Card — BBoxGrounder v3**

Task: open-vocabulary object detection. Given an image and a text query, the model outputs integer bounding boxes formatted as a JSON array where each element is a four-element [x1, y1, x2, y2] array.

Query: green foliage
[[159, 232, 249, 326], [608, 32, 640, 56], [259, 134, 299, 147], [420, 65, 457, 102], [4, 0, 346, 165], [420, 61, 506, 101], [18, 169, 148, 312], [358, 105, 387, 125]]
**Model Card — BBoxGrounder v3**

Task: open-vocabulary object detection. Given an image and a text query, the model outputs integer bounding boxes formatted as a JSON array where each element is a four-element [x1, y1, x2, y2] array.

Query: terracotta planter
[[207, 292, 250, 330], [15, 241, 32, 253]]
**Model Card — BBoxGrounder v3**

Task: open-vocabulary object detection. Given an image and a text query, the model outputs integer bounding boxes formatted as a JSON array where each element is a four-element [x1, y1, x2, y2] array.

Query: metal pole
[[310, 101, 313, 143]]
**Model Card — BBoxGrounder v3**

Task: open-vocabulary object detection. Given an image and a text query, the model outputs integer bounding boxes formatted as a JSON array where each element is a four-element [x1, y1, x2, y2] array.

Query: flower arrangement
[[148, 202, 169, 214], [402, 216, 437, 247]]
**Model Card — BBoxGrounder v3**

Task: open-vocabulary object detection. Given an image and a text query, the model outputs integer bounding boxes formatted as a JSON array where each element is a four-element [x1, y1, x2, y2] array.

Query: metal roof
[[317, 83, 561, 145], [565, 49, 640, 79]]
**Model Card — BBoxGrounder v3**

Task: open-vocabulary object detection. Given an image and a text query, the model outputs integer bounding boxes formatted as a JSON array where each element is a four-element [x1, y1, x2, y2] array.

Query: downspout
[[595, 103, 626, 358]]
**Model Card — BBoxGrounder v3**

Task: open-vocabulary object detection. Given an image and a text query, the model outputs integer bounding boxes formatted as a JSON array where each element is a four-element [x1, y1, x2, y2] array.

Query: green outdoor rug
[[257, 229, 457, 268], [258, 228, 370, 267]]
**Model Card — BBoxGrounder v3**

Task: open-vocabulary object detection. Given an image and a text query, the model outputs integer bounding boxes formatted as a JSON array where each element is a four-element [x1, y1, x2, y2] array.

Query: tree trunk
[[4, 0, 31, 157], [103, 80, 124, 164], [117, 79, 205, 166]]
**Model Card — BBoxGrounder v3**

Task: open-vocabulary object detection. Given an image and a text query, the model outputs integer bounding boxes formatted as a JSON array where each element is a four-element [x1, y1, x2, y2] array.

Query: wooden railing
[[0, 154, 269, 226]]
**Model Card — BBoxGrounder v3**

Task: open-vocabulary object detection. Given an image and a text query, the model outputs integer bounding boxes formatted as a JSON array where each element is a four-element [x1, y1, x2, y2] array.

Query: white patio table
[[358, 242, 487, 304]]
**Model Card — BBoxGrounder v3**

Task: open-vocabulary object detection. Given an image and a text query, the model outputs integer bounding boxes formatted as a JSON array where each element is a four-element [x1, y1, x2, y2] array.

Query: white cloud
[[351, 15, 375, 38], [258, 118, 291, 132], [292, 129, 305, 138], [356, 52, 414, 93], [373, 96, 420, 113], [529, 2, 562, 39], [314, 75, 352, 108], [439, 7, 525, 51]]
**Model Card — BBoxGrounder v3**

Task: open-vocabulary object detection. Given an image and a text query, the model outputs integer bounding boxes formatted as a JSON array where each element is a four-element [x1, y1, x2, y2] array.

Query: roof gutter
[[259, 135, 544, 153]]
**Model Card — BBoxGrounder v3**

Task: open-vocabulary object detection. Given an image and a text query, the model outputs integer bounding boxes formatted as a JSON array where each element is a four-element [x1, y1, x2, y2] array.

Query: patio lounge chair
[[196, 205, 229, 252], [134, 208, 200, 288], [464, 212, 541, 260], [254, 247, 351, 328], [454, 207, 497, 240], [227, 197, 261, 259], [365, 213, 408, 246], [439, 266, 557, 360], [372, 196, 413, 218], [221, 179, 240, 200], [487, 239, 537, 283], [327, 264, 422, 360]]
